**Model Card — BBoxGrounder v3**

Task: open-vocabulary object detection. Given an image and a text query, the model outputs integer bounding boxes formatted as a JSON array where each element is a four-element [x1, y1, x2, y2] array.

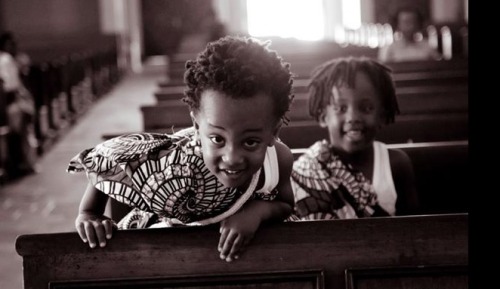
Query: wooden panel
[[49, 270, 324, 288], [345, 265, 468, 289], [16, 214, 468, 289], [141, 103, 191, 129]]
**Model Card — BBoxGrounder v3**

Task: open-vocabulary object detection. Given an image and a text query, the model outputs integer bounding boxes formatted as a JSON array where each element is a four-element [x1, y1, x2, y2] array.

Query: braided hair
[[308, 56, 399, 124], [183, 36, 294, 124]]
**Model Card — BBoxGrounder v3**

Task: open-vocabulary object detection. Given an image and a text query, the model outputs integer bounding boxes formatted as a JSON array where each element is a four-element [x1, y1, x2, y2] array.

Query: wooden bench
[[15, 213, 468, 289], [156, 68, 468, 100], [292, 140, 469, 215], [384, 59, 468, 73], [287, 58, 468, 79]]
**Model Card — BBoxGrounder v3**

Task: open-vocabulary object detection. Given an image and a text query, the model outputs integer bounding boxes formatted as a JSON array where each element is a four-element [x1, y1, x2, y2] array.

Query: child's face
[[193, 89, 279, 189], [319, 72, 385, 154]]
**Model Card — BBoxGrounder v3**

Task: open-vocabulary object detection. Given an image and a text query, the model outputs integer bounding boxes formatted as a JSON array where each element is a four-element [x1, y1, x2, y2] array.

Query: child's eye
[[360, 105, 375, 113], [332, 104, 347, 113], [244, 139, 260, 149], [210, 136, 224, 145]]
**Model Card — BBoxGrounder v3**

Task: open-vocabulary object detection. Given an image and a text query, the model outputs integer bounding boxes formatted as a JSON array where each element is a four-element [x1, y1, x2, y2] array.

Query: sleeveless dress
[[290, 139, 397, 220], [67, 127, 280, 228]]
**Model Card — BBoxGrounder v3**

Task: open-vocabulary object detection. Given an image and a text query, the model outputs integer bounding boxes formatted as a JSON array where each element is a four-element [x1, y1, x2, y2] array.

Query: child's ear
[[318, 111, 328, 128], [190, 111, 199, 130]]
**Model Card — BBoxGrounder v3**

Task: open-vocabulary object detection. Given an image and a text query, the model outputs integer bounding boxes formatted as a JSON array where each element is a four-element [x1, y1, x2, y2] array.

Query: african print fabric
[[67, 127, 277, 228], [290, 139, 390, 220]]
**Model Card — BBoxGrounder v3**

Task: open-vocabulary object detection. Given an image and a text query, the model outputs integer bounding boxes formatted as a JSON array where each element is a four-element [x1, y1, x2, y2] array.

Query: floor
[[0, 63, 164, 289]]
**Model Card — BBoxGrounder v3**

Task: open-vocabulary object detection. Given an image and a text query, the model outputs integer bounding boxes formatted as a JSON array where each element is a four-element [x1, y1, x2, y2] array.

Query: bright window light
[[342, 0, 361, 30], [246, 0, 324, 41]]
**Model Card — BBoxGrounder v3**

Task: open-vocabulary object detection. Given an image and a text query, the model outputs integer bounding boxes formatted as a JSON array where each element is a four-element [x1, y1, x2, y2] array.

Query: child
[[67, 36, 295, 262], [378, 7, 441, 62], [290, 56, 419, 220]]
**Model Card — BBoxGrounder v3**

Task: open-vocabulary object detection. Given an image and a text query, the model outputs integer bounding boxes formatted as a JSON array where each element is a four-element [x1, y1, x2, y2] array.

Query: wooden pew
[[292, 140, 469, 214], [15, 213, 468, 289], [155, 68, 468, 100], [159, 40, 379, 87], [384, 58, 468, 73]]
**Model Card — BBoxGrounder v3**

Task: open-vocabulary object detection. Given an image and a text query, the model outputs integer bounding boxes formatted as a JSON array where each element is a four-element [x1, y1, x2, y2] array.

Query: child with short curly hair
[[68, 36, 295, 262]]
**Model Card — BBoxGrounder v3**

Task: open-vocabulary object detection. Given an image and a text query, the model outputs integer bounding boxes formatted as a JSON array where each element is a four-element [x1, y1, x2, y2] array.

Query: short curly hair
[[183, 36, 294, 124], [308, 56, 399, 124]]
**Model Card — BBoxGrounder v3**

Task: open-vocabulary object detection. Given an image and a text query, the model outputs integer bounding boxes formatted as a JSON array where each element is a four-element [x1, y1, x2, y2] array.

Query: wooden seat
[[15, 213, 468, 289]]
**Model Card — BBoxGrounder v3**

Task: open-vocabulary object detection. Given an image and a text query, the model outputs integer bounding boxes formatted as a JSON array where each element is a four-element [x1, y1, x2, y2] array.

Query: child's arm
[[389, 148, 420, 215], [75, 183, 115, 248], [218, 141, 294, 262]]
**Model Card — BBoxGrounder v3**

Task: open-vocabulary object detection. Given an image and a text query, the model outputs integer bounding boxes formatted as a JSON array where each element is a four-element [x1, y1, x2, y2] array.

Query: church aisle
[[0, 64, 165, 289]]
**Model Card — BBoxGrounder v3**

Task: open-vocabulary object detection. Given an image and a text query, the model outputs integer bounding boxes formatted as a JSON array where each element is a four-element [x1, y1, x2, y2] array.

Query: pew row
[[16, 213, 468, 289], [155, 66, 468, 97], [292, 140, 469, 214], [161, 52, 467, 87]]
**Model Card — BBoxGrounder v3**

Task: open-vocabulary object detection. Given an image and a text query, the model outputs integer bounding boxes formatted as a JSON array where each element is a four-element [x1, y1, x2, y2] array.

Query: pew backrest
[[16, 213, 468, 289]]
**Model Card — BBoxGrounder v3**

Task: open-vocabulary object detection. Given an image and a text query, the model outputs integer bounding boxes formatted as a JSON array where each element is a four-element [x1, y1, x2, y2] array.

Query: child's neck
[[332, 145, 374, 180]]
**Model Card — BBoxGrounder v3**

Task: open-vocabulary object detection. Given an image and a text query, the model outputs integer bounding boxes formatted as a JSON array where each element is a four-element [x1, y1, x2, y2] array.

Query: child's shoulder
[[274, 141, 293, 163], [90, 129, 195, 163], [387, 146, 413, 173]]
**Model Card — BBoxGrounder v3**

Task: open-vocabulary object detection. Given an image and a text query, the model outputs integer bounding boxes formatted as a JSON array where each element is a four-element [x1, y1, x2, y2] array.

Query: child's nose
[[345, 107, 361, 122], [222, 147, 244, 165]]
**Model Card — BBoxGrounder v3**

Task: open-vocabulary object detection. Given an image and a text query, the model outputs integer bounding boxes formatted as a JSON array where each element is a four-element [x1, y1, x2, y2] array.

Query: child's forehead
[[198, 89, 278, 127], [330, 71, 374, 90]]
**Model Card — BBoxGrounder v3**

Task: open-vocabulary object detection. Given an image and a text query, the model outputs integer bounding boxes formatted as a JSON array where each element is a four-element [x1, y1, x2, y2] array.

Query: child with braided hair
[[68, 36, 295, 262], [290, 56, 419, 220]]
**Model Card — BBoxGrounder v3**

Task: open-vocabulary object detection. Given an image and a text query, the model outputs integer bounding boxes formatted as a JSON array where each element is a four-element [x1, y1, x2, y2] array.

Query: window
[[246, 0, 324, 41]]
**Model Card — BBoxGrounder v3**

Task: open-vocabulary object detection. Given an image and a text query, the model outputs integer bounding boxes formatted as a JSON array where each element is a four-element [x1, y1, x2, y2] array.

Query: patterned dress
[[67, 127, 278, 229], [290, 140, 391, 220]]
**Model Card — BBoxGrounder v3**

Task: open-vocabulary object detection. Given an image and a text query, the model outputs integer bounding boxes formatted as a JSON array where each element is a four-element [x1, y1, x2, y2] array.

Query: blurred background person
[[378, 7, 441, 62], [0, 31, 38, 178]]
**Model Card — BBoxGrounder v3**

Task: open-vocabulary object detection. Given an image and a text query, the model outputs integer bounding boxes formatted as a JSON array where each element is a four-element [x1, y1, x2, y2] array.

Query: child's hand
[[75, 213, 116, 248], [218, 211, 261, 262]]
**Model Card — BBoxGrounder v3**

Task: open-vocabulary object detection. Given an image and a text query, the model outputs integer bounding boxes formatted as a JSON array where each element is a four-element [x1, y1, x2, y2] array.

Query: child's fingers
[[75, 222, 88, 243], [219, 231, 237, 260], [218, 226, 229, 252], [225, 235, 244, 262], [102, 219, 115, 240], [83, 222, 98, 248], [92, 222, 108, 248]]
